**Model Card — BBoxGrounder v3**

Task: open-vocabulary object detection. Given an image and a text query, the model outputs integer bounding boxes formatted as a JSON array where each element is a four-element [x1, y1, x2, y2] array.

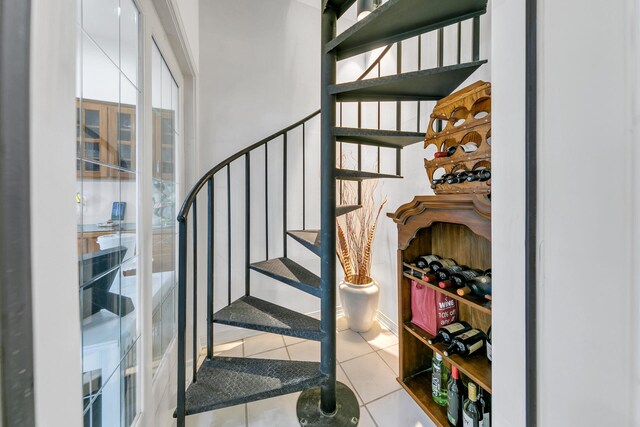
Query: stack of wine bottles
[[431, 354, 491, 426], [431, 168, 491, 187], [428, 321, 492, 363], [407, 254, 492, 300]]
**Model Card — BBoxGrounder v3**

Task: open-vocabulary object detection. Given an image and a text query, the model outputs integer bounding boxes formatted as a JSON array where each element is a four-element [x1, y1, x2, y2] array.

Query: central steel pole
[[320, 4, 337, 416]]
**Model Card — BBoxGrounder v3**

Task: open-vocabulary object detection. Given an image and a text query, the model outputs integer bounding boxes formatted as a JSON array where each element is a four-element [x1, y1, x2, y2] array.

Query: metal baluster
[[457, 22, 462, 64], [417, 35, 422, 132], [192, 199, 198, 383], [339, 103, 343, 206], [377, 62, 381, 173], [472, 16, 481, 61], [438, 28, 444, 67], [396, 41, 402, 132], [207, 178, 214, 359], [245, 153, 251, 296], [227, 164, 231, 306], [358, 97, 362, 205], [302, 123, 306, 230], [283, 134, 288, 257], [177, 220, 187, 427], [265, 143, 269, 259]]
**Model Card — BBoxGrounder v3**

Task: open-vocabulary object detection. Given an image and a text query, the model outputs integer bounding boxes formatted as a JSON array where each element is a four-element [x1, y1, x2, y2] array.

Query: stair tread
[[214, 295, 323, 341], [334, 127, 425, 148], [180, 357, 326, 416], [329, 61, 487, 102], [326, 0, 488, 60], [336, 168, 402, 181], [250, 258, 321, 297], [287, 230, 321, 256], [323, 0, 356, 18], [336, 205, 362, 217]]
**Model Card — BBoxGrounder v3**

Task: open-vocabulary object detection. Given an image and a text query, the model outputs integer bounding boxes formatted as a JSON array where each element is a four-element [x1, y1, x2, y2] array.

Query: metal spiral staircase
[[175, 0, 487, 425]]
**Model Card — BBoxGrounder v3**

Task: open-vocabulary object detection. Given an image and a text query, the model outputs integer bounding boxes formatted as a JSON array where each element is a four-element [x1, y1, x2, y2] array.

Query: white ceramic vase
[[339, 277, 380, 333]]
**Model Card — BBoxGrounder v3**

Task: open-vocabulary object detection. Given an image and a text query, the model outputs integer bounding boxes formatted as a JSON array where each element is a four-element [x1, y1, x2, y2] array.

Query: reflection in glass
[[151, 42, 178, 375], [78, 0, 140, 425]]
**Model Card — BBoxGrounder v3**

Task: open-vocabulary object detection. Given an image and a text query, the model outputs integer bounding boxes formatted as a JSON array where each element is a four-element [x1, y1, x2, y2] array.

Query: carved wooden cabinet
[[388, 194, 491, 426]]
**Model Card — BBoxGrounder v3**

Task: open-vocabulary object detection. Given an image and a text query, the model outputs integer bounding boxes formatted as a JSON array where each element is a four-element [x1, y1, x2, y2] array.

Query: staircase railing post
[[177, 219, 187, 427], [320, 4, 337, 416]]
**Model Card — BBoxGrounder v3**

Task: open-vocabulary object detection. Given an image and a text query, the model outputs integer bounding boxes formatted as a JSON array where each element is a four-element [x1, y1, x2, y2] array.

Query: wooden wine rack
[[424, 81, 492, 195], [388, 194, 492, 426]]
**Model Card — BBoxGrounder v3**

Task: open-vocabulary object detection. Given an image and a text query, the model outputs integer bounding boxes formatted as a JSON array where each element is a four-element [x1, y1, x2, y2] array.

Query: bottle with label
[[439, 268, 484, 289], [478, 388, 491, 427], [462, 383, 483, 427], [429, 258, 457, 273], [431, 353, 449, 406], [428, 321, 472, 345], [457, 276, 492, 298], [436, 265, 468, 282], [444, 329, 486, 357], [414, 254, 440, 270], [447, 366, 462, 426], [486, 327, 492, 363]]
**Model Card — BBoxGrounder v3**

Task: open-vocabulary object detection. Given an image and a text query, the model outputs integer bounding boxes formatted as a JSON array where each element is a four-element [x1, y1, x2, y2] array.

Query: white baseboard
[[376, 310, 399, 336]]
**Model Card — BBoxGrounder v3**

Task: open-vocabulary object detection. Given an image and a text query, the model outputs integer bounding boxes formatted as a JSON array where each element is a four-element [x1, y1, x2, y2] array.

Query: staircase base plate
[[296, 382, 360, 427]]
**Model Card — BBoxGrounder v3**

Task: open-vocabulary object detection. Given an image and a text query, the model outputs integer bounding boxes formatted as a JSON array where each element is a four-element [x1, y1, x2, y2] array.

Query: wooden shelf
[[403, 264, 491, 315], [398, 374, 450, 427], [404, 322, 492, 393]]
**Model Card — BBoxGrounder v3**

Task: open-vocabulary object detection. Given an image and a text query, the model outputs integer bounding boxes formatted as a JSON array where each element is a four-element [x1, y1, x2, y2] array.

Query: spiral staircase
[[174, 0, 487, 425]]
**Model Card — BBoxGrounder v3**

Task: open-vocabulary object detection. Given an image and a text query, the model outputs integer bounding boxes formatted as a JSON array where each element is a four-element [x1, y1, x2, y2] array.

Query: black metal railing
[[175, 109, 320, 424]]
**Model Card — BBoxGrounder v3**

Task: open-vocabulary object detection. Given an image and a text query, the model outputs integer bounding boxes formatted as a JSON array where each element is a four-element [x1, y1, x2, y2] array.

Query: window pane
[[82, 0, 119, 67], [120, 0, 139, 87]]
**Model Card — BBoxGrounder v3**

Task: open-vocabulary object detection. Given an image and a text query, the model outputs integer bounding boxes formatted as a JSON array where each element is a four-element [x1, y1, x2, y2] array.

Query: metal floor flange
[[296, 382, 360, 426]]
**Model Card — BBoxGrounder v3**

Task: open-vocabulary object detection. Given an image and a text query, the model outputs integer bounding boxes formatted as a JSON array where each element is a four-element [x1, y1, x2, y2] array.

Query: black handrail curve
[[177, 108, 321, 222]]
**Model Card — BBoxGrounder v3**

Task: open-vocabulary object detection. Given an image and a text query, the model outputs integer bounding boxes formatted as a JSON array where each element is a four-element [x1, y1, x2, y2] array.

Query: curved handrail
[[177, 42, 394, 222], [178, 109, 321, 222]]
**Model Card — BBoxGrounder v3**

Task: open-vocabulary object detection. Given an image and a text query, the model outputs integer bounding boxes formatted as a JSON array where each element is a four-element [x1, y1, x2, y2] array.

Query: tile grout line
[[362, 404, 380, 427], [337, 361, 366, 407], [375, 348, 399, 376]]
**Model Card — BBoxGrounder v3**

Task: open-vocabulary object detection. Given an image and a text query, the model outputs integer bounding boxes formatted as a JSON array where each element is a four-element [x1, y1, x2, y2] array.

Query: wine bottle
[[486, 327, 492, 363], [414, 254, 440, 270], [428, 321, 472, 345], [457, 276, 492, 298], [463, 383, 483, 427], [432, 353, 449, 406], [479, 388, 491, 427], [447, 171, 471, 184], [432, 173, 456, 186], [444, 329, 486, 357], [447, 366, 462, 426], [439, 268, 484, 289], [466, 168, 491, 182], [429, 258, 457, 273], [435, 265, 467, 282]]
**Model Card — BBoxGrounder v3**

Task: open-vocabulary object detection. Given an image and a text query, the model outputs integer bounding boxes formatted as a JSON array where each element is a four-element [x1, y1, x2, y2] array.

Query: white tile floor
[[185, 317, 436, 427]]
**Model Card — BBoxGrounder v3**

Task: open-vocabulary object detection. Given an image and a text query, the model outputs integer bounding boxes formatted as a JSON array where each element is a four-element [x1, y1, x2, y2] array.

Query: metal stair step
[[336, 205, 362, 217], [326, 0, 488, 60], [250, 258, 321, 298], [334, 127, 425, 148], [323, 0, 356, 18], [329, 61, 487, 102], [177, 357, 326, 416], [336, 168, 402, 181], [287, 229, 321, 256], [213, 295, 323, 341]]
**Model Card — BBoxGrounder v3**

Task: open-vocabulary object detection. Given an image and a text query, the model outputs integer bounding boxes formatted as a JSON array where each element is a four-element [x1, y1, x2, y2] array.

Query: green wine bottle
[[447, 366, 462, 426], [431, 353, 449, 406], [462, 383, 483, 427]]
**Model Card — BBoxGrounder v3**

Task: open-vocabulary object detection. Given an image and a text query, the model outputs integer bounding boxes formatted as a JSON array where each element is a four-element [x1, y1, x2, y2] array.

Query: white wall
[[491, 0, 526, 425], [537, 0, 637, 425], [30, 0, 84, 425]]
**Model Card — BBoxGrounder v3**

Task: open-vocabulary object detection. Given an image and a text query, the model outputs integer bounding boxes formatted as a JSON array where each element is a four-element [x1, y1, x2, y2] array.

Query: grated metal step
[[213, 295, 323, 341], [334, 127, 425, 149], [287, 229, 321, 256], [336, 205, 362, 217], [326, 0, 488, 60], [177, 357, 326, 416], [336, 168, 402, 181], [329, 61, 487, 102], [250, 258, 321, 298]]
